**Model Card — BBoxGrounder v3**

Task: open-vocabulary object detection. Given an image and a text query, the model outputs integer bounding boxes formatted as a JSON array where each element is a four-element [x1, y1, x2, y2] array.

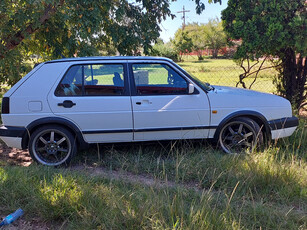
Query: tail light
[[1, 97, 9, 114]]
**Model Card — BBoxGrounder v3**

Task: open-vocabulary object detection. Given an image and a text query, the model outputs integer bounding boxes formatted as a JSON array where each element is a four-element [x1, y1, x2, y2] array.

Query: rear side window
[[55, 64, 125, 96]]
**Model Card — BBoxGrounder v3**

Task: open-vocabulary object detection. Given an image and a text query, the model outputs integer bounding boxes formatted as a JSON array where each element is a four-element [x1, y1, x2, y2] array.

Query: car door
[[129, 61, 211, 141], [48, 61, 133, 143]]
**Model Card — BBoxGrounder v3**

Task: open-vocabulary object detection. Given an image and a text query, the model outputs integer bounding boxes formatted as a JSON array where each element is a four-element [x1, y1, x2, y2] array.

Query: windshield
[[188, 72, 214, 91], [173, 63, 214, 91]]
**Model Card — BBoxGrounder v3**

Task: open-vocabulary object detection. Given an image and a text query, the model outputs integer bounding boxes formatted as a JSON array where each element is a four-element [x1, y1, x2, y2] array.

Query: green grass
[[75, 120, 307, 202], [0, 166, 296, 229], [0, 121, 306, 229]]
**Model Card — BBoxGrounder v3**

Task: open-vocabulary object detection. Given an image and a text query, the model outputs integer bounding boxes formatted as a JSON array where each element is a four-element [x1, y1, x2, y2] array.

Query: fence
[[179, 55, 278, 93]]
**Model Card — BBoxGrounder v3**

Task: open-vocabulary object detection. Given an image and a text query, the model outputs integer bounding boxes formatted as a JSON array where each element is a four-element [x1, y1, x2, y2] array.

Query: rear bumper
[[268, 116, 299, 139], [0, 125, 26, 149], [0, 125, 26, 138]]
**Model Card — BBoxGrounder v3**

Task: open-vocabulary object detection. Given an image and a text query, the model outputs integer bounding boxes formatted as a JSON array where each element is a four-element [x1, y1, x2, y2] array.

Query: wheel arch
[[22, 117, 88, 149], [213, 110, 271, 142]]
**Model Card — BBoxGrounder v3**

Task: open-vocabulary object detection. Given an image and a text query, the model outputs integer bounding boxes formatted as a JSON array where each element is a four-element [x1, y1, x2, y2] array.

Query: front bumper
[[268, 116, 299, 139], [268, 116, 299, 130]]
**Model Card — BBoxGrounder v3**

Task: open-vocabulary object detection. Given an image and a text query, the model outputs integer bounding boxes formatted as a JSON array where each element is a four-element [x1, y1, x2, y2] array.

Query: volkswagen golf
[[0, 57, 299, 166]]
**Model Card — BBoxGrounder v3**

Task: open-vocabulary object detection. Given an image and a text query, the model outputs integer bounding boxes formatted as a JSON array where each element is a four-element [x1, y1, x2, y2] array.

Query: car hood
[[208, 85, 291, 109]]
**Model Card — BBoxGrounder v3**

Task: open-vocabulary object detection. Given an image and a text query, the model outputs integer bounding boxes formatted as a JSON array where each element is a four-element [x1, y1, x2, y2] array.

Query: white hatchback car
[[0, 57, 298, 166]]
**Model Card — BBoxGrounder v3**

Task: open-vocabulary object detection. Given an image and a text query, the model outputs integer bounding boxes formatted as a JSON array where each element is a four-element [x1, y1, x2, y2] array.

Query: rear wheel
[[219, 117, 263, 154], [29, 125, 77, 166]]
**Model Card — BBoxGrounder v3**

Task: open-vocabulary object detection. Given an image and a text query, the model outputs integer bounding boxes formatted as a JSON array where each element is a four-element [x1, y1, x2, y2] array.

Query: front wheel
[[29, 125, 77, 166], [219, 117, 263, 154]]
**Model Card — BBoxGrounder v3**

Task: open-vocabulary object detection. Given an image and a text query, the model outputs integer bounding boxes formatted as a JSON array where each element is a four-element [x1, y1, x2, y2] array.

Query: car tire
[[219, 117, 263, 154], [29, 125, 77, 166]]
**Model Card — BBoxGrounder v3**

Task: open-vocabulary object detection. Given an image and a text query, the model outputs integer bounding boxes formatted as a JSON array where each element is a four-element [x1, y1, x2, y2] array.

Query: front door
[[129, 62, 211, 141], [48, 62, 133, 143]]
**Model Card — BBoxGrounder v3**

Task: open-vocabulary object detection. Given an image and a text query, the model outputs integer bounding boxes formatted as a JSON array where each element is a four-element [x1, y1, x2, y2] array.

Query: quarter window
[[55, 64, 125, 96], [132, 64, 188, 95]]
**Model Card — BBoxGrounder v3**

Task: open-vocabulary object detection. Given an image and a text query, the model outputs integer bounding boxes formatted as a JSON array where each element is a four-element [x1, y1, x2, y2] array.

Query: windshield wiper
[[205, 82, 214, 91]]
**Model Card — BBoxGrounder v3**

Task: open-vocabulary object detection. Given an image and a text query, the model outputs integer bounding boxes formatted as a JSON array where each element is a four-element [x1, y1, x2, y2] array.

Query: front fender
[[212, 110, 271, 142]]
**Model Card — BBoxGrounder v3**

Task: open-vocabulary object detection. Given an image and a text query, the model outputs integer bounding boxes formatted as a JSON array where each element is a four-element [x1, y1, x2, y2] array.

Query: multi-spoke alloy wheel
[[29, 125, 76, 166], [219, 117, 263, 154]]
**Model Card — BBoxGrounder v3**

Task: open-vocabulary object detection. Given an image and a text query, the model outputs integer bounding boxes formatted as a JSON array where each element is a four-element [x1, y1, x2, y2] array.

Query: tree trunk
[[279, 48, 307, 109], [197, 50, 203, 60], [212, 49, 218, 58]]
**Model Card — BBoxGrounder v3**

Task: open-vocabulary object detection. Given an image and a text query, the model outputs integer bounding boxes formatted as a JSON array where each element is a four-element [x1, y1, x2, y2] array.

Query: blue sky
[[159, 0, 228, 42]]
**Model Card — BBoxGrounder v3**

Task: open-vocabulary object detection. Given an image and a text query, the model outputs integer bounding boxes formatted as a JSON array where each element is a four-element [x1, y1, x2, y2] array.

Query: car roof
[[44, 56, 173, 64]]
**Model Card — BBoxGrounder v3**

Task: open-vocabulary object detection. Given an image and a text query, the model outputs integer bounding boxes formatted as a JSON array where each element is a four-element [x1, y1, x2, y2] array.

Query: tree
[[0, 0, 221, 86], [203, 18, 227, 58], [222, 0, 307, 108], [182, 19, 227, 60], [172, 30, 193, 61], [185, 23, 207, 60], [149, 39, 178, 61]]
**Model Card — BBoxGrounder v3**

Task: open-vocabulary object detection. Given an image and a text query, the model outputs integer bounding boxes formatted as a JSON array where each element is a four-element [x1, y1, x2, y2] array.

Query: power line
[[177, 6, 190, 30]]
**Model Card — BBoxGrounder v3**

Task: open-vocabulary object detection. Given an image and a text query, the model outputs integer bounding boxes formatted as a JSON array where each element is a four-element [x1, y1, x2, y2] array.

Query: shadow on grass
[[190, 60, 211, 63], [177, 59, 211, 66]]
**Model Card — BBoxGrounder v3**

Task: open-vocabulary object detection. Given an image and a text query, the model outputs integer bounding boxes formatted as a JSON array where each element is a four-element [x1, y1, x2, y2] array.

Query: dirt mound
[[0, 142, 32, 166]]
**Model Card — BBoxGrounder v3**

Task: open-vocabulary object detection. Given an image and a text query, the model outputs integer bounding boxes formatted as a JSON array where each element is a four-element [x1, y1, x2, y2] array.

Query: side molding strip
[[82, 126, 218, 134]]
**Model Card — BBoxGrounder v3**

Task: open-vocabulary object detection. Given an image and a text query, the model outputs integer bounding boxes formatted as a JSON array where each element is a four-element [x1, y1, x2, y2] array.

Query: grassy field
[[0, 57, 306, 229], [178, 56, 278, 93]]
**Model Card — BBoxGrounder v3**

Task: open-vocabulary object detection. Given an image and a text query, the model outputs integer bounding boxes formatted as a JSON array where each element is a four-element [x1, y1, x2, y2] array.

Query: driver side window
[[132, 64, 188, 95]]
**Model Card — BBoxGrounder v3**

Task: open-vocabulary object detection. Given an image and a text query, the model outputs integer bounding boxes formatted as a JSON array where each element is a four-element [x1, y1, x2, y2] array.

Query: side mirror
[[188, 83, 195, 94]]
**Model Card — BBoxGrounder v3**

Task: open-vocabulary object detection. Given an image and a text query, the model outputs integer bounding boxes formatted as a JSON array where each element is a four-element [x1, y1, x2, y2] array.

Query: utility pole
[[177, 6, 190, 30]]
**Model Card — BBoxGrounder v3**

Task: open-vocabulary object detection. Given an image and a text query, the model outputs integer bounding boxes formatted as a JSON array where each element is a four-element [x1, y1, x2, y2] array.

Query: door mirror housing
[[188, 83, 195, 94]]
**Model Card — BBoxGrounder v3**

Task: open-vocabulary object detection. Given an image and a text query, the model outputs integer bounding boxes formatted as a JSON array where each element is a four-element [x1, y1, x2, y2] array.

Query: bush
[[149, 43, 179, 62]]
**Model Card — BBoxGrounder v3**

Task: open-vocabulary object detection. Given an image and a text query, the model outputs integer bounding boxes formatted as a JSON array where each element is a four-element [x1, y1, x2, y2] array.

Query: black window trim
[[81, 65, 85, 95], [54, 62, 130, 97], [128, 62, 199, 96], [170, 61, 211, 93]]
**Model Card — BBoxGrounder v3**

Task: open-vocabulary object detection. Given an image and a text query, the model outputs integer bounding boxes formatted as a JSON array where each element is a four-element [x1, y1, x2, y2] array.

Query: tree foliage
[[149, 39, 178, 61], [174, 19, 227, 60], [185, 23, 207, 60], [0, 0, 221, 86], [222, 0, 307, 108], [172, 30, 193, 61], [202, 18, 227, 58]]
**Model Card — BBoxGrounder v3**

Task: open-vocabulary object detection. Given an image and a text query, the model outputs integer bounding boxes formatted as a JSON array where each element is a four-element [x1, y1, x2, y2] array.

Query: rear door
[[48, 61, 133, 143], [129, 61, 211, 141]]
